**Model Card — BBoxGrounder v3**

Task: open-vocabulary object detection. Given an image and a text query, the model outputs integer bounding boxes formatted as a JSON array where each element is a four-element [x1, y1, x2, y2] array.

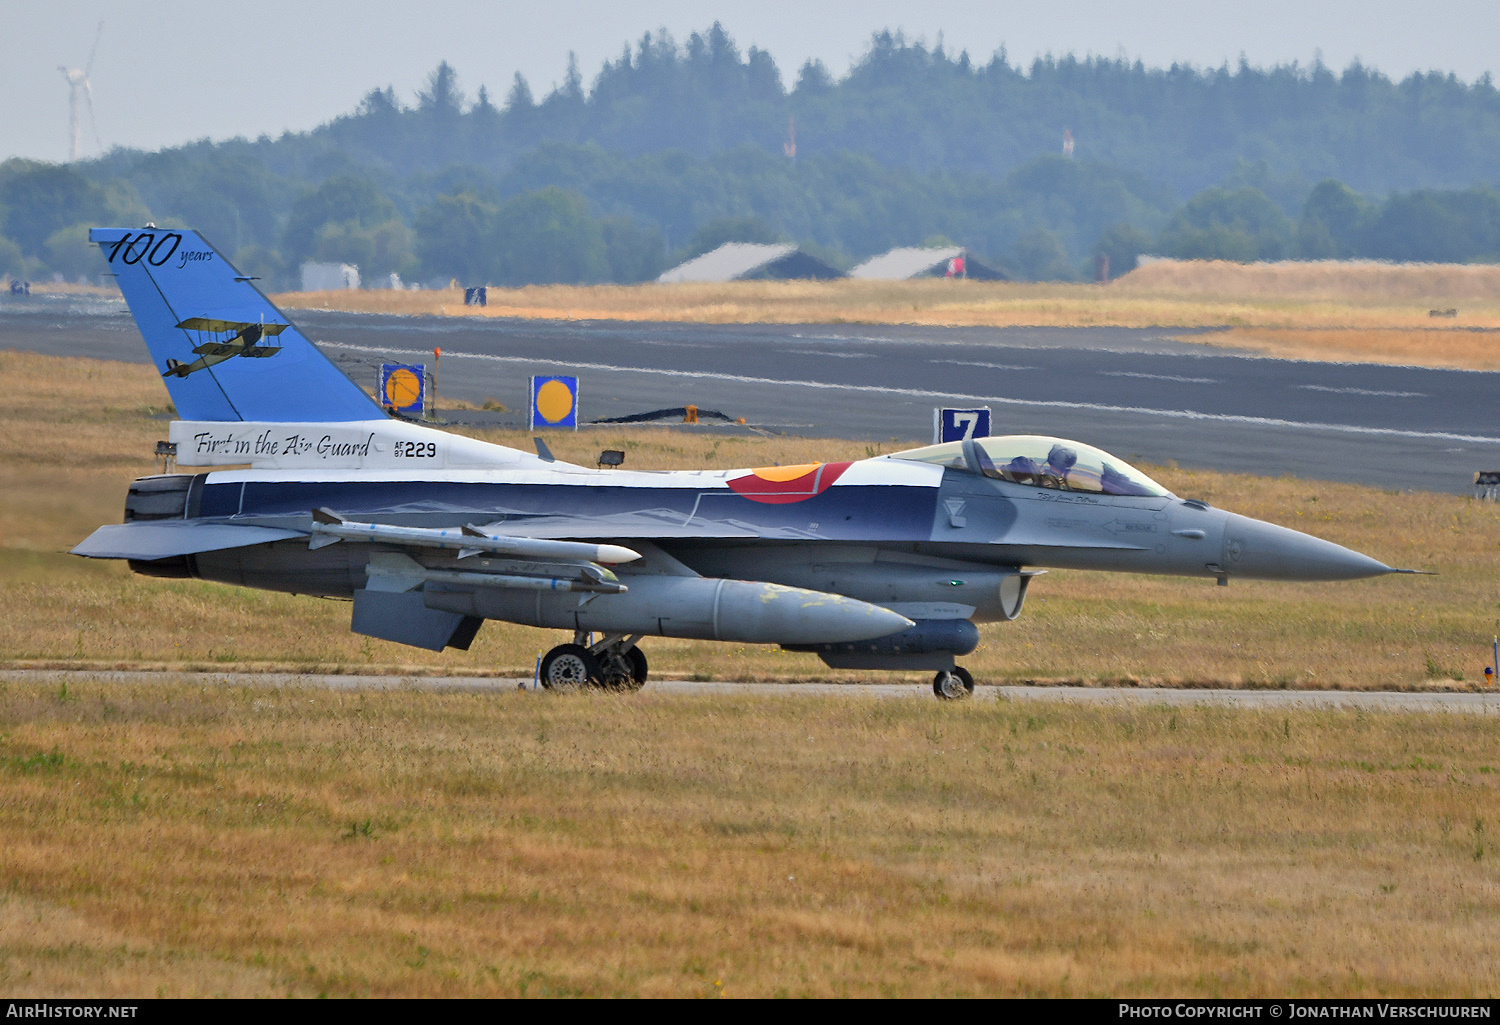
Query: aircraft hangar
[[849, 245, 1008, 281], [657, 242, 845, 283]]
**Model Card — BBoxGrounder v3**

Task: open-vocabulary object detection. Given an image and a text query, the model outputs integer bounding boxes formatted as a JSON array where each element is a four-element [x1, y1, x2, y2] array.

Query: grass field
[[1201, 327, 1500, 370], [1, 348, 1495, 689], [2, 677, 1498, 996]]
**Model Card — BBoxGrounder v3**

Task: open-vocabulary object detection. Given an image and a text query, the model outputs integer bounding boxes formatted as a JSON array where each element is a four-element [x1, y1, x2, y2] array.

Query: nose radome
[[1221, 514, 1394, 581]]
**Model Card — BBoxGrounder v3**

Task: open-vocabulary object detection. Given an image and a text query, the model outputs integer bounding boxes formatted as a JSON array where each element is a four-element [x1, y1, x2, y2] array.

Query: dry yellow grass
[[272, 259, 1500, 346], [1200, 327, 1500, 370], [2, 678, 1498, 996], [279, 276, 1500, 334], [0, 349, 1494, 689], [1126, 258, 1500, 302]]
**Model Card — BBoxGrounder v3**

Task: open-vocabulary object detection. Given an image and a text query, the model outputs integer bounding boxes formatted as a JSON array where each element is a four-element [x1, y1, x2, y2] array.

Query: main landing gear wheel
[[539, 644, 600, 690], [624, 646, 648, 690], [933, 666, 975, 700], [597, 646, 648, 691]]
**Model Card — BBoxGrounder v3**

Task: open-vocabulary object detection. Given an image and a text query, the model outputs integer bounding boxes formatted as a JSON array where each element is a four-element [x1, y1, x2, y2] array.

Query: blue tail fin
[[91, 228, 381, 422]]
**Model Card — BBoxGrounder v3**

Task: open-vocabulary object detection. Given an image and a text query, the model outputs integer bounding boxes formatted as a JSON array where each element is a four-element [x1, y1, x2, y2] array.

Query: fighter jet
[[74, 228, 1415, 699]]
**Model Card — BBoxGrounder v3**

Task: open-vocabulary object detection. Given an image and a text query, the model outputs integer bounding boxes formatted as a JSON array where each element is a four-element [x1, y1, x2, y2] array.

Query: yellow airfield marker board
[[379, 363, 425, 414], [530, 375, 579, 430]]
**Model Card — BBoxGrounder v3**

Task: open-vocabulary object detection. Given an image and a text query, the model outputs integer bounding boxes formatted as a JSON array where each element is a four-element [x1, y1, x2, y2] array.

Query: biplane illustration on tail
[[75, 228, 1417, 699], [163, 317, 285, 379]]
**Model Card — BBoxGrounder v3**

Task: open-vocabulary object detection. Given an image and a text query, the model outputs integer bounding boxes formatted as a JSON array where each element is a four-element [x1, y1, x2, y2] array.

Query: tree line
[[3, 25, 1500, 287], [9, 151, 1500, 288], [189, 25, 1500, 195]]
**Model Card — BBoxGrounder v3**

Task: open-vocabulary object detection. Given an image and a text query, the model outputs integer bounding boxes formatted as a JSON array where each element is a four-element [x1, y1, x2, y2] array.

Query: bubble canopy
[[889, 435, 1174, 498]]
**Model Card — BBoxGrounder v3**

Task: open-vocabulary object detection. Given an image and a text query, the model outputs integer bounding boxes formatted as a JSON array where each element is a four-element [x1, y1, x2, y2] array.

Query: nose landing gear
[[933, 666, 975, 700], [538, 633, 648, 691]]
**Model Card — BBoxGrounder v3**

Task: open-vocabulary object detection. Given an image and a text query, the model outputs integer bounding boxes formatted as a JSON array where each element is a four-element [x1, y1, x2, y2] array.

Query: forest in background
[[5, 24, 1500, 288]]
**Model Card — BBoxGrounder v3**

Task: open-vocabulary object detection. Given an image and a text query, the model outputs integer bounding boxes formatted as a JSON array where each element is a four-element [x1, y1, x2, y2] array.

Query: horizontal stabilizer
[[351, 589, 480, 652], [72, 522, 304, 560]]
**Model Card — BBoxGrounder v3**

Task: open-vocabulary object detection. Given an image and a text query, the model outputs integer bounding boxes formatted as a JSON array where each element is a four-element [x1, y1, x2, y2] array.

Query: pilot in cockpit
[[1042, 444, 1078, 488], [1004, 444, 1078, 488]]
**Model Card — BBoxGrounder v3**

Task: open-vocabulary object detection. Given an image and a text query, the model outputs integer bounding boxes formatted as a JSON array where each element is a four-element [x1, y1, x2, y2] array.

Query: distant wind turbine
[[58, 21, 104, 162]]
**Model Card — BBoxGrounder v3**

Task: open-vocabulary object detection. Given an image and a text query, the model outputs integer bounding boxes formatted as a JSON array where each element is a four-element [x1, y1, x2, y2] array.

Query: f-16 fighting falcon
[[73, 228, 1417, 699]]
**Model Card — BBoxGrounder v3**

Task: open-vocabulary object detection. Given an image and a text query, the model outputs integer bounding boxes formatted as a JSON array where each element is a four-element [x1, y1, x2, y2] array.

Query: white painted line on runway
[[1297, 384, 1427, 398], [1101, 371, 1218, 384], [790, 333, 905, 343], [930, 359, 1038, 371], [321, 342, 1500, 446]]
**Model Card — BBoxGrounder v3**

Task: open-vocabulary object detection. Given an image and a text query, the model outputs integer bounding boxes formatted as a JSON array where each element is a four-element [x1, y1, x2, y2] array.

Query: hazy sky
[[8, 0, 1500, 164]]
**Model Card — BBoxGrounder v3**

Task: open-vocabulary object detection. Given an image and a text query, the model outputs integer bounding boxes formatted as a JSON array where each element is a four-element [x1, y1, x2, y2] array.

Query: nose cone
[[1221, 514, 1394, 581]]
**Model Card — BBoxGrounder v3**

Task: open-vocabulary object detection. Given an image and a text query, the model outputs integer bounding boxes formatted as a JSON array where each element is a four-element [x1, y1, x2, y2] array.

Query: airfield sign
[[379, 363, 425, 415], [530, 375, 579, 430], [934, 406, 992, 443]]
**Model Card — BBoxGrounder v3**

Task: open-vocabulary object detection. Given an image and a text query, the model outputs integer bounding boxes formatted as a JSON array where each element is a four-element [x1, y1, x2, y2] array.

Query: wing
[[191, 342, 247, 356], [175, 316, 289, 336]]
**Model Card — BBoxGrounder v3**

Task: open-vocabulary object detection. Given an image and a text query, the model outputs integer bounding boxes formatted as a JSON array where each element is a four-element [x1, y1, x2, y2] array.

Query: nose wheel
[[933, 666, 975, 700]]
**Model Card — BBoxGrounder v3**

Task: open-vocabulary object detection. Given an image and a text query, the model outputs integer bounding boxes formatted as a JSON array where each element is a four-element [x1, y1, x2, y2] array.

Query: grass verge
[[2, 678, 1498, 996]]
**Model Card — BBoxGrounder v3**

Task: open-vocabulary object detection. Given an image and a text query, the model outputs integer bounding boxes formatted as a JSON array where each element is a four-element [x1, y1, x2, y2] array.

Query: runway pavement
[[5, 291, 1499, 492], [3, 670, 1496, 712]]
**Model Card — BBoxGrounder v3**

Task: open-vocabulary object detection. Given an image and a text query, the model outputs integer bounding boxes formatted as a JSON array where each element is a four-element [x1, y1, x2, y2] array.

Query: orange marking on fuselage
[[747, 463, 823, 482], [726, 461, 853, 504]]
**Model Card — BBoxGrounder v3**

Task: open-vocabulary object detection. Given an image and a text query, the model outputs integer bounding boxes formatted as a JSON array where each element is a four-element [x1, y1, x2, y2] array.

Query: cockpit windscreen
[[889, 435, 1174, 498]]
